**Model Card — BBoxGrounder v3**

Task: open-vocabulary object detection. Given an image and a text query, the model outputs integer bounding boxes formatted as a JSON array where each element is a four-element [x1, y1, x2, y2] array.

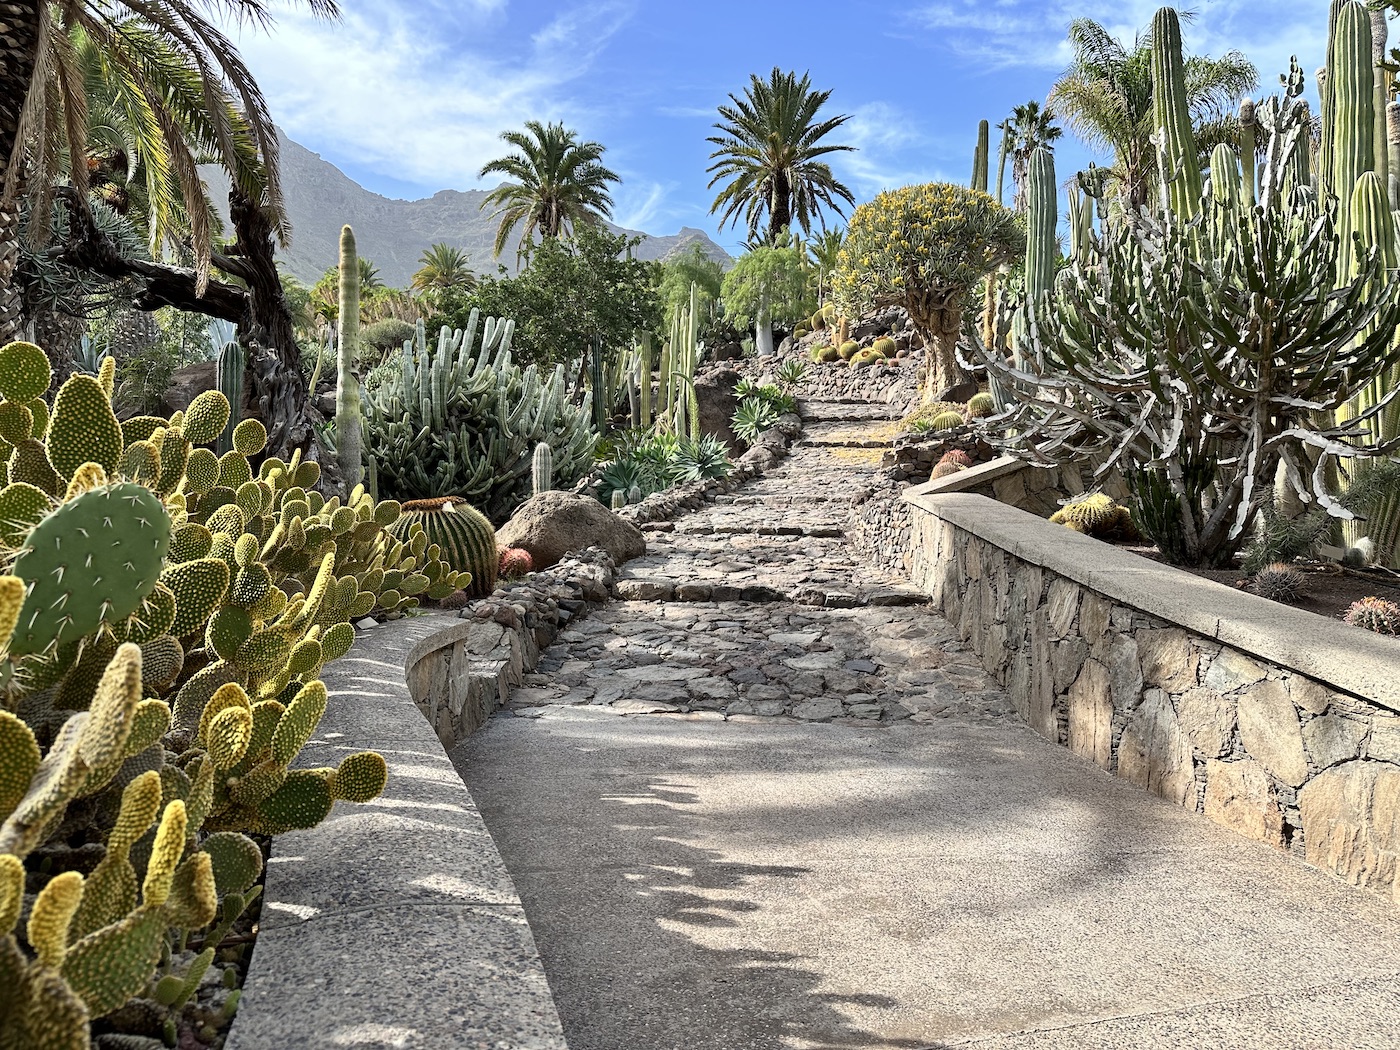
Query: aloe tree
[[707, 68, 857, 246], [1049, 16, 1257, 216], [478, 120, 619, 260]]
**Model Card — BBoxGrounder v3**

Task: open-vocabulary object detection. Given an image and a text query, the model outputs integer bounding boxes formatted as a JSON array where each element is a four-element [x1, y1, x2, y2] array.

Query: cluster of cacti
[[0, 341, 472, 1045], [361, 312, 597, 521], [1250, 562, 1307, 603], [793, 324, 810, 339], [387, 497, 497, 598], [499, 547, 534, 579], [1049, 493, 1136, 539], [1344, 595, 1400, 633]]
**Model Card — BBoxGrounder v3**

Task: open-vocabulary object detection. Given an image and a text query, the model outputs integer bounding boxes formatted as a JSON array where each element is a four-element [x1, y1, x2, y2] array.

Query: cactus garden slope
[[225, 614, 566, 1050]]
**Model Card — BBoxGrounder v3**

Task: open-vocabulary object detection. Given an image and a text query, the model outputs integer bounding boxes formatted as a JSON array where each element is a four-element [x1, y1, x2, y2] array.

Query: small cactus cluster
[[1250, 562, 1306, 604], [1049, 493, 1137, 539], [931, 449, 974, 480], [499, 547, 534, 579], [1343, 596, 1400, 634], [0, 340, 472, 1045]]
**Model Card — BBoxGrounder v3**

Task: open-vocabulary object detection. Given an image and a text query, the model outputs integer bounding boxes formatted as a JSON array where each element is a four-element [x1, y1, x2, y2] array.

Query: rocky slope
[[204, 129, 730, 287]]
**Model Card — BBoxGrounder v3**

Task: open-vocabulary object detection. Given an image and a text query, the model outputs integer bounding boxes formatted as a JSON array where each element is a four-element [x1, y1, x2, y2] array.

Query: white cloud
[[905, 0, 1331, 82], [220, 1, 637, 195], [613, 180, 670, 231], [834, 102, 955, 197]]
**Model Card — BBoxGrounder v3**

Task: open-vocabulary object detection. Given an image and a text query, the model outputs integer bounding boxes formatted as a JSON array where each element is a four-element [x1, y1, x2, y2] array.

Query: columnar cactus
[[532, 441, 553, 496], [1327, 1, 1377, 246], [1151, 7, 1204, 221], [337, 225, 364, 492], [971, 119, 989, 193], [215, 340, 244, 456]]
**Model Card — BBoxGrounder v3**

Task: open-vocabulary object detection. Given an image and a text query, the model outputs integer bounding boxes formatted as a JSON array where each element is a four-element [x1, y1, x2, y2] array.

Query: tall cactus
[[1024, 149, 1058, 301], [971, 119, 989, 193], [1373, 7, 1390, 189], [1328, 1, 1377, 247], [1238, 98, 1258, 207], [531, 441, 553, 496], [995, 122, 1012, 205], [1151, 6, 1203, 222], [335, 225, 364, 492], [214, 340, 243, 455]]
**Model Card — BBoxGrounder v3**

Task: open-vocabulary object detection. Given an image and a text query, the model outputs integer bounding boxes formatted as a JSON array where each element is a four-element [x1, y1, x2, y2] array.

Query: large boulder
[[693, 366, 743, 452], [496, 491, 645, 569], [160, 360, 217, 416]]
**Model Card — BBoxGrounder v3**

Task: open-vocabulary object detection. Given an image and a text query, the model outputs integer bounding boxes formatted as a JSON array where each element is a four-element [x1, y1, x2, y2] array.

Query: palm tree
[[707, 68, 857, 246], [1049, 17, 1257, 216], [1, 0, 339, 345], [478, 121, 618, 260], [808, 226, 844, 303], [997, 101, 1062, 213], [412, 243, 476, 296]]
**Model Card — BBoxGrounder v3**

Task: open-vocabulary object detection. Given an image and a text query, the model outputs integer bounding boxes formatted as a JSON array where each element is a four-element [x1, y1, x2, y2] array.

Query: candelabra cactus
[[337, 225, 365, 492], [361, 312, 596, 519]]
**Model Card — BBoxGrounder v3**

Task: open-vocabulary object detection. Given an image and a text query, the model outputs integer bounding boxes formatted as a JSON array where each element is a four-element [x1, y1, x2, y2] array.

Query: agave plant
[[732, 397, 783, 445], [775, 358, 808, 389], [669, 435, 734, 483]]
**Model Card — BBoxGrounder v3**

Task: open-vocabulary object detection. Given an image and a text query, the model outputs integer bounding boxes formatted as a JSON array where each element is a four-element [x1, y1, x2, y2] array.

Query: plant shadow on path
[[460, 748, 931, 1050]]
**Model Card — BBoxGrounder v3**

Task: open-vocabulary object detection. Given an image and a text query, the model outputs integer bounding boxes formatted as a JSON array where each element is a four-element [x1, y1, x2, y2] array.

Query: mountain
[[204, 131, 731, 288]]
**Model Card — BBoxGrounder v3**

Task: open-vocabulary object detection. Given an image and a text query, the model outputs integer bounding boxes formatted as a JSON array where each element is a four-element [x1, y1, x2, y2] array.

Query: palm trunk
[[767, 172, 792, 244], [0, 1, 42, 345]]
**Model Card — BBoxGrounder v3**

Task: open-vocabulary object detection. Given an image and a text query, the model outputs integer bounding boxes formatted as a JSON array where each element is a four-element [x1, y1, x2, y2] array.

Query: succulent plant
[[387, 497, 496, 598], [1250, 562, 1306, 603], [871, 337, 896, 358], [929, 411, 965, 431], [499, 547, 534, 579], [361, 312, 596, 521], [531, 441, 553, 497], [965, 392, 996, 418], [610, 490, 626, 511], [818, 345, 841, 363], [837, 340, 860, 361], [1343, 595, 1400, 633], [931, 460, 968, 480], [0, 345, 477, 1047], [939, 450, 974, 469], [1049, 493, 1135, 540]]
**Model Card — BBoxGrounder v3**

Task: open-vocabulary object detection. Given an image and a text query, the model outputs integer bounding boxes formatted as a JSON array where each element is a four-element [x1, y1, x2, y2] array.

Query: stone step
[[613, 576, 928, 607], [798, 436, 896, 449]]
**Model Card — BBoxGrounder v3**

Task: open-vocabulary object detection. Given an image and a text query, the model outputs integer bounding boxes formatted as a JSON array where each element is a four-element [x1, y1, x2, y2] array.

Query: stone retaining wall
[[903, 487, 1400, 905]]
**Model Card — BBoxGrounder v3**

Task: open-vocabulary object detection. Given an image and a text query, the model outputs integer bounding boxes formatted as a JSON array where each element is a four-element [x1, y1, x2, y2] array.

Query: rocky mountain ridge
[[204, 130, 731, 288]]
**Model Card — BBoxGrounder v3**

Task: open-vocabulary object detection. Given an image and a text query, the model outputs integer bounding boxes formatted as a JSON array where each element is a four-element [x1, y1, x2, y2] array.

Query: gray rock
[[497, 492, 646, 570], [792, 697, 845, 721]]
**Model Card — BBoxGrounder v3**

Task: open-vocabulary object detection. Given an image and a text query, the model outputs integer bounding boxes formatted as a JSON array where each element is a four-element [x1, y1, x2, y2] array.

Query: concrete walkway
[[456, 401, 1400, 1050]]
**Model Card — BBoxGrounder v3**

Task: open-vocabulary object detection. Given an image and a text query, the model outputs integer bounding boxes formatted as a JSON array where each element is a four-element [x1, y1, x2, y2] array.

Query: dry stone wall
[[905, 488, 1400, 905]]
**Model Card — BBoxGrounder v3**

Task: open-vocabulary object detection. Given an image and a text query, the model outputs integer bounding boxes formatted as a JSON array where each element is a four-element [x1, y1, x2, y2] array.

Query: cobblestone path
[[457, 396, 1400, 1050], [509, 400, 1014, 727]]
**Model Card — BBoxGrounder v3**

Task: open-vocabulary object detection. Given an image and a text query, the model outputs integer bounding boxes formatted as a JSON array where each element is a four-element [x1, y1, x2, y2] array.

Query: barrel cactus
[[930, 411, 965, 431], [1343, 595, 1400, 633], [388, 497, 498, 598], [1249, 562, 1306, 604]]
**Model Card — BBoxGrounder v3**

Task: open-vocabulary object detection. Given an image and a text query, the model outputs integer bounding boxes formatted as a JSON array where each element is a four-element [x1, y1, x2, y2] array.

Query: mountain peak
[[207, 130, 731, 286]]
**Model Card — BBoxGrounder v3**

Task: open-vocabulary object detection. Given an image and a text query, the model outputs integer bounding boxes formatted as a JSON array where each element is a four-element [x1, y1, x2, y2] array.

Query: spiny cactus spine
[[337, 225, 364, 493]]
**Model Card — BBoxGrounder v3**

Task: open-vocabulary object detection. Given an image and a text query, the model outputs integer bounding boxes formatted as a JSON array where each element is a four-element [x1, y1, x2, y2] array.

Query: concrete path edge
[[225, 614, 568, 1050]]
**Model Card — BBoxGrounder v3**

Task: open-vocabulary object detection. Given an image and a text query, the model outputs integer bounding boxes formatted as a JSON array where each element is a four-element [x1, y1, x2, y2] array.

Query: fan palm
[[707, 68, 856, 246], [1049, 17, 1257, 216], [0, 0, 339, 344], [412, 242, 476, 295], [478, 121, 618, 260], [996, 101, 1062, 213]]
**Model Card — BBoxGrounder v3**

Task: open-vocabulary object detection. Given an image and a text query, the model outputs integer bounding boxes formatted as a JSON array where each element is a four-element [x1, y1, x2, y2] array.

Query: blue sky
[[226, 0, 1334, 256]]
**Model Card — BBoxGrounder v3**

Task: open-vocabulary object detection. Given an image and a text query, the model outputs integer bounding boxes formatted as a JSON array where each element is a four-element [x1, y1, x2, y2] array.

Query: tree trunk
[[767, 171, 792, 244], [909, 302, 968, 403], [0, 1, 42, 344]]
